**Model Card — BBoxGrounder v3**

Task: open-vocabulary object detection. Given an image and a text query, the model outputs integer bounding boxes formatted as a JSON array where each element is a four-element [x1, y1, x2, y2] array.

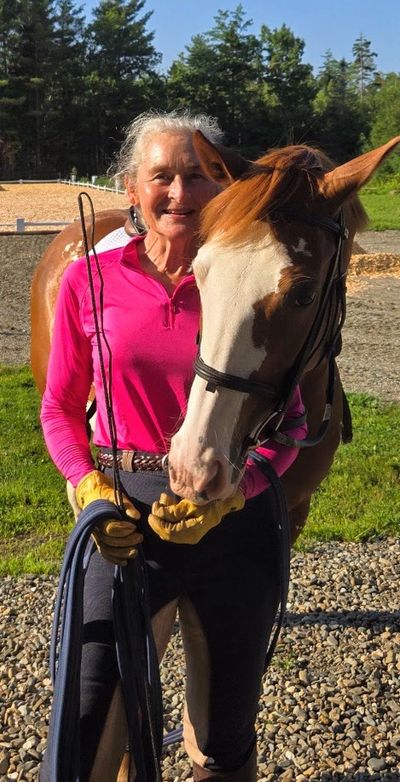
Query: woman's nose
[[168, 175, 185, 201]]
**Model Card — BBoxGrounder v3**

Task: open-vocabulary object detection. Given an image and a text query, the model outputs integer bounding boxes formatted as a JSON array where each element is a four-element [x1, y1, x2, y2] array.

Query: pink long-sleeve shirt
[[41, 236, 307, 496]]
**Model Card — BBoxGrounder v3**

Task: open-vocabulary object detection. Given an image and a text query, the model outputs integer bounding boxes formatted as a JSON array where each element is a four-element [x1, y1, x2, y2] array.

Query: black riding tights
[[41, 473, 282, 781]]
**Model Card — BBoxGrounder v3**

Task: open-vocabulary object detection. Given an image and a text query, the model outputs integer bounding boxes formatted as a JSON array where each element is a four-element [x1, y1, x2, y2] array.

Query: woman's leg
[[178, 490, 283, 781], [192, 749, 257, 782]]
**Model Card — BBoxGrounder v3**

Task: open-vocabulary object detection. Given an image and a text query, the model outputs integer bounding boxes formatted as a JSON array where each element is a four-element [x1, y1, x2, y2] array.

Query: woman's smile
[[125, 132, 220, 259]]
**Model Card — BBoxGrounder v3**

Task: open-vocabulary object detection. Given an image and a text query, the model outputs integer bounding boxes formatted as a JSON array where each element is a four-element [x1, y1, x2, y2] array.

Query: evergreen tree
[[0, 1, 384, 176], [0, 0, 21, 171], [261, 24, 316, 145], [313, 53, 366, 161], [0, 0, 19, 77], [85, 0, 162, 171], [48, 0, 87, 175], [4, 0, 57, 173], [167, 34, 220, 117], [369, 73, 400, 174], [167, 5, 266, 153], [351, 34, 377, 97]]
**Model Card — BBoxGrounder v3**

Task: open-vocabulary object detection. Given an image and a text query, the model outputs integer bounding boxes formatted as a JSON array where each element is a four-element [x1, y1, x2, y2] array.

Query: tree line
[[0, 0, 399, 179]]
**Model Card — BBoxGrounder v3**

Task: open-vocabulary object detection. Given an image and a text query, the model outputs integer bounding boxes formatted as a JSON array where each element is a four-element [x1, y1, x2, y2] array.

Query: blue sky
[[82, 0, 400, 75]]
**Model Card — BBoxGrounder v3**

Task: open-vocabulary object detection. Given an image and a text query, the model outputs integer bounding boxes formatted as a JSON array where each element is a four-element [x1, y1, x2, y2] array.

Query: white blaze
[[169, 224, 293, 500]]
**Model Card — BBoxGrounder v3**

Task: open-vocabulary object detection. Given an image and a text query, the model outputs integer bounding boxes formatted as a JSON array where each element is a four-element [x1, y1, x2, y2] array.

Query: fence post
[[16, 217, 25, 233]]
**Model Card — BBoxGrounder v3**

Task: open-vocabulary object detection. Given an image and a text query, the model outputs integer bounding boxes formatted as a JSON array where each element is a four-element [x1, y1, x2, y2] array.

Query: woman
[[40, 111, 307, 781]]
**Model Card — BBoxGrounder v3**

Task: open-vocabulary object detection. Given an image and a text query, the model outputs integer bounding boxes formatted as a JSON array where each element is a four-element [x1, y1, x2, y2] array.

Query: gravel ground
[[337, 275, 400, 402], [1, 539, 399, 781]]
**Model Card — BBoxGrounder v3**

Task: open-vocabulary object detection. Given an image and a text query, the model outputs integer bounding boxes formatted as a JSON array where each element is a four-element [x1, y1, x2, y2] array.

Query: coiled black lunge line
[[49, 500, 163, 781]]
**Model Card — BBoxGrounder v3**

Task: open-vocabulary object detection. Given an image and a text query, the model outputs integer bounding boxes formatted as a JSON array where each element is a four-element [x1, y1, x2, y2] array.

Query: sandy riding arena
[[0, 181, 129, 231], [0, 182, 399, 399]]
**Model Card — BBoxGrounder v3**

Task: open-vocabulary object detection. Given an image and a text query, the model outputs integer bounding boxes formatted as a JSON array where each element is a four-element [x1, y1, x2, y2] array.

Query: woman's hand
[[91, 518, 142, 566], [76, 470, 142, 565], [148, 490, 245, 544]]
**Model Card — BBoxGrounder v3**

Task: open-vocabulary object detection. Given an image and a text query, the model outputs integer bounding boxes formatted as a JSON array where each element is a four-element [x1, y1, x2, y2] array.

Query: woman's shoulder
[[62, 245, 128, 286]]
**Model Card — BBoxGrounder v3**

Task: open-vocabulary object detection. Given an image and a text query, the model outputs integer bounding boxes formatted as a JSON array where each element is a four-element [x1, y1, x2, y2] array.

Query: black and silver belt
[[97, 449, 168, 473]]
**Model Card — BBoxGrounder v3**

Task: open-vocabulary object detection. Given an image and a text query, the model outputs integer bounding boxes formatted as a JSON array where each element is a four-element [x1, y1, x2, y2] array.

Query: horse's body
[[167, 134, 400, 516], [31, 208, 131, 394], [31, 136, 400, 544]]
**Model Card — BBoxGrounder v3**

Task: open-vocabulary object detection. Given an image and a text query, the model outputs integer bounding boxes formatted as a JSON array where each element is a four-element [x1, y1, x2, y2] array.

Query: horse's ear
[[320, 136, 400, 205], [193, 130, 250, 186]]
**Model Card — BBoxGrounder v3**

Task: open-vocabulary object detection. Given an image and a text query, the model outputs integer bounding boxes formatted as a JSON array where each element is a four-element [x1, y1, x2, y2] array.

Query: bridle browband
[[194, 206, 349, 452]]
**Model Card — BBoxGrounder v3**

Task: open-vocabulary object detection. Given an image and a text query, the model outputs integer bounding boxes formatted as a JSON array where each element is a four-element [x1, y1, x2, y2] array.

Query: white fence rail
[[0, 177, 125, 233], [0, 218, 71, 233], [59, 178, 124, 193], [0, 179, 61, 184], [1, 177, 123, 192]]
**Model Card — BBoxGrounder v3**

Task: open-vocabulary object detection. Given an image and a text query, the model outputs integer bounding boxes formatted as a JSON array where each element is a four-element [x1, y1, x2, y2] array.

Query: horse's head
[[168, 134, 400, 503]]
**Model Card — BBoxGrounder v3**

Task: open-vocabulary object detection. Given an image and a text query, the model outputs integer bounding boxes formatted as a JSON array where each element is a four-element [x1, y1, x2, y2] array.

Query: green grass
[[0, 365, 72, 574], [359, 172, 400, 229], [298, 394, 400, 547], [359, 190, 400, 230], [1, 366, 399, 574]]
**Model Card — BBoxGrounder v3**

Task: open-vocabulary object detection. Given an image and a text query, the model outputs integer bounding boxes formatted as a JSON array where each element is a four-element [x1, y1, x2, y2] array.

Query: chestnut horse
[[166, 134, 400, 509], [31, 136, 400, 547]]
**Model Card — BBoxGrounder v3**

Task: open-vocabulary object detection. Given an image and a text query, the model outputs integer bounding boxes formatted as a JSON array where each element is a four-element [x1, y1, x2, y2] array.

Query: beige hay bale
[[349, 252, 400, 276]]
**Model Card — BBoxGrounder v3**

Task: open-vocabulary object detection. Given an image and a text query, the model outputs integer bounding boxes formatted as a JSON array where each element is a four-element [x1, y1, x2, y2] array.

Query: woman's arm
[[239, 385, 307, 500], [40, 268, 95, 486]]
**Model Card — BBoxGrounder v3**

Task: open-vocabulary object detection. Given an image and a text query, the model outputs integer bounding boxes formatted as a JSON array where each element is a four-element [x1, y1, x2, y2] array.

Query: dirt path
[[0, 232, 399, 402], [337, 276, 400, 401]]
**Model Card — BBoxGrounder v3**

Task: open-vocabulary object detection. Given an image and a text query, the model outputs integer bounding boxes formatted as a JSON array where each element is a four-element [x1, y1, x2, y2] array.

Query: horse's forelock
[[200, 145, 332, 246]]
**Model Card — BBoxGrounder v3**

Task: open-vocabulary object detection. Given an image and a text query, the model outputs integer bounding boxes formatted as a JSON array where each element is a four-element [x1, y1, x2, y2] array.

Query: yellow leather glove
[[148, 489, 245, 544], [76, 470, 142, 565]]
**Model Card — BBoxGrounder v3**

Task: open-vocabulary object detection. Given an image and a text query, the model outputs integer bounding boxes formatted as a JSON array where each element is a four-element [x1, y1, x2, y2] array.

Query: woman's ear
[[125, 174, 138, 206]]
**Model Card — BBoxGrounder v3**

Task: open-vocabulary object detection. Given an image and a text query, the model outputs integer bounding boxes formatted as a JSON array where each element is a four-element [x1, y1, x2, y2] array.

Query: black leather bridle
[[194, 207, 349, 453]]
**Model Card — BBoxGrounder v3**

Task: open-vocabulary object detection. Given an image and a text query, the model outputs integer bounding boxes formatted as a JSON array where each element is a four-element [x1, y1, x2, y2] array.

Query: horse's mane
[[200, 144, 368, 245]]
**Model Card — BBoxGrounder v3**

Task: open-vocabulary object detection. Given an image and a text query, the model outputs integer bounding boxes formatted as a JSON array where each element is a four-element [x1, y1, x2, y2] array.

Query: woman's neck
[[142, 232, 197, 276], [137, 232, 196, 291]]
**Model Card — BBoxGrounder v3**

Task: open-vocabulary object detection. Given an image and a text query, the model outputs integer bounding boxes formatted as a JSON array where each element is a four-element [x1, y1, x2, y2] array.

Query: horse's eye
[[294, 286, 317, 307]]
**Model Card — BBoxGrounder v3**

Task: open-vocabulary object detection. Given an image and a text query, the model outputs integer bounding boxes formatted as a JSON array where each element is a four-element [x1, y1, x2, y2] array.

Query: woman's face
[[126, 132, 220, 244]]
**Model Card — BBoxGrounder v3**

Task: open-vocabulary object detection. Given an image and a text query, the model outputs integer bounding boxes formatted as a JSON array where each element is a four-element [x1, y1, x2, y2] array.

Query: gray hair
[[110, 110, 224, 184]]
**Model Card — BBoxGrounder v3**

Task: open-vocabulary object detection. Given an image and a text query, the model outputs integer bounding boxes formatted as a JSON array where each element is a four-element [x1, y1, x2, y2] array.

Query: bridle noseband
[[194, 207, 349, 451], [194, 355, 277, 398]]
